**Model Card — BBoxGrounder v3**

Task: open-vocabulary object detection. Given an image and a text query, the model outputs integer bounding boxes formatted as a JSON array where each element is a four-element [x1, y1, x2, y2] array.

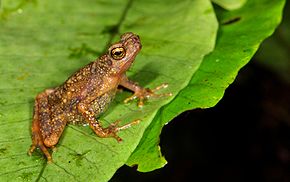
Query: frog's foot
[[90, 119, 141, 142], [28, 132, 52, 163], [124, 83, 172, 107]]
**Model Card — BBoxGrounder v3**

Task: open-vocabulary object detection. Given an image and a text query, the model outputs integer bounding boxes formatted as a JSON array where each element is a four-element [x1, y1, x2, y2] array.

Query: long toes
[[124, 83, 171, 107], [115, 119, 141, 132], [106, 127, 122, 142], [152, 83, 168, 92], [108, 120, 122, 131], [105, 119, 142, 142], [114, 135, 122, 142], [28, 145, 36, 156], [119, 119, 141, 131], [39, 145, 52, 162], [124, 95, 137, 103], [136, 96, 145, 107], [154, 92, 173, 98], [137, 100, 144, 107]]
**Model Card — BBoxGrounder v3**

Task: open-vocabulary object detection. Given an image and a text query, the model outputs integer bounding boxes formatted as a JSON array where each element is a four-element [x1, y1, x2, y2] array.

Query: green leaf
[[126, 0, 285, 172], [0, 0, 217, 181], [212, 0, 247, 10]]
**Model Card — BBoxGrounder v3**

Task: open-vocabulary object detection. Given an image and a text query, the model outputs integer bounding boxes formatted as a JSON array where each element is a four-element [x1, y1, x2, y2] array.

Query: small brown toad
[[28, 32, 169, 162]]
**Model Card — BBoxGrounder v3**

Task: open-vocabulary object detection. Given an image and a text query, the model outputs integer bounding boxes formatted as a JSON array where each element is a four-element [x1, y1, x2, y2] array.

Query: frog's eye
[[111, 47, 126, 60]]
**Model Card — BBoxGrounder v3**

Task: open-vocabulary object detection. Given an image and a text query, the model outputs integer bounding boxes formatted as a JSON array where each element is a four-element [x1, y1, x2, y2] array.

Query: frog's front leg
[[77, 103, 140, 142], [28, 89, 67, 162], [120, 75, 172, 107]]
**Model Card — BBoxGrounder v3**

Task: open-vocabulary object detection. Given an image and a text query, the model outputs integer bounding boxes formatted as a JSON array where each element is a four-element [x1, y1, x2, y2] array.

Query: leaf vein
[[53, 163, 80, 182], [0, 165, 39, 176]]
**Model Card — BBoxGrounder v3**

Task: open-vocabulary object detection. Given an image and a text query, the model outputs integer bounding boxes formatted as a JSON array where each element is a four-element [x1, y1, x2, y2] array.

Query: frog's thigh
[[36, 90, 66, 147], [30, 89, 55, 160], [42, 114, 67, 147], [32, 89, 54, 142]]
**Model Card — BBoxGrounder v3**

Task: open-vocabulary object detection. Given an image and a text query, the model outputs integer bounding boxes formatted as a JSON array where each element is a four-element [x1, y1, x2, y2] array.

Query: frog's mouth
[[120, 58, 134, 73]]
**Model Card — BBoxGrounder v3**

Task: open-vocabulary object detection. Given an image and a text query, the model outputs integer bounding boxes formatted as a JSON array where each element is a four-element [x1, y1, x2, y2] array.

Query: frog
[[28, 32, 170, 162]]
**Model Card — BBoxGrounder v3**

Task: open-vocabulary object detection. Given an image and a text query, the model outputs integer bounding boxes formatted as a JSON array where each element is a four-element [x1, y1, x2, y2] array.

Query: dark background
[[111, 2, 290, 182]]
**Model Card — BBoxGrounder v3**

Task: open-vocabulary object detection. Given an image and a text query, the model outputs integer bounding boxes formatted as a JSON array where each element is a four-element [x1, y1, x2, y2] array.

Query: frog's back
[[50, 58, 116, 124], [50, 57, 111, 104]]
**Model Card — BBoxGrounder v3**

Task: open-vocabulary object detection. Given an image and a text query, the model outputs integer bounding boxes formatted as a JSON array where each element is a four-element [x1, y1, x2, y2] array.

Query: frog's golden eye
[[111, 47, 126, 60]]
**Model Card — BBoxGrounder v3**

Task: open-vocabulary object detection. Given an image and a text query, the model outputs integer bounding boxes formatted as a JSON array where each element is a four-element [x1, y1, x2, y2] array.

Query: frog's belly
[[68, 92, 116, 125], [90, 92, 115, 117]]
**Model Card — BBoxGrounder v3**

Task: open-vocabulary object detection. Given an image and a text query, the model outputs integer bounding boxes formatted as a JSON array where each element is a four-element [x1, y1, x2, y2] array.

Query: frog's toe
[[151, 83, 168, 92], [123, 94, 138, 104], [28, 142, 52, 162], [28, 145, 36, 156], [29, 131, 53, 162], [124, 93, 145, 107], [150, 83, 172, 98], [105, 119, 141, 142], [110, 133, 122, 142]]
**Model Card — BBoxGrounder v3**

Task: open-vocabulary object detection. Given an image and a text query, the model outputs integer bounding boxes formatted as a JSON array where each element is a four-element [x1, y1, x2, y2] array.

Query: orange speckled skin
[[28, 33, 144, 162]]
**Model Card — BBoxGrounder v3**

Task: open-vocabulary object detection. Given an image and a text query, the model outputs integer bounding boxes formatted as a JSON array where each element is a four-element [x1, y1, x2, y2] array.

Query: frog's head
[[108, 32, 142, 74]]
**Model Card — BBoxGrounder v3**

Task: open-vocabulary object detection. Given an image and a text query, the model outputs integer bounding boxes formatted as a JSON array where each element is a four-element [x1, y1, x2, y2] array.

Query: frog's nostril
[[132, 36, 140, 43]]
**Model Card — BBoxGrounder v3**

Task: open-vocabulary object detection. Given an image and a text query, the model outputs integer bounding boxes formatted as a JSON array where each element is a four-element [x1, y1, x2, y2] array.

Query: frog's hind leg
[[28, 89, 54, 162]]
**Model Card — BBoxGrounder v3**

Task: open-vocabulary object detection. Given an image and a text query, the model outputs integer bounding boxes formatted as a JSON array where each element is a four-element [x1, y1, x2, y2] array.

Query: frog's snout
[[130, 35, 142, 50], [132, 35, 141, 44], [121, 32, 140, 43]]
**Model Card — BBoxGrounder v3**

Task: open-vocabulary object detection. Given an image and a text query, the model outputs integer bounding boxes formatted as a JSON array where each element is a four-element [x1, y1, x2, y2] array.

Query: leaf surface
[[0, 0, 217, 181], [212, 0, 247, 10]]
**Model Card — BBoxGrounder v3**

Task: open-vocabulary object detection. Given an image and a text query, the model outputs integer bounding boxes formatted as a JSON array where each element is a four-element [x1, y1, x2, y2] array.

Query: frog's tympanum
[[28, 32, 170, 162]]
